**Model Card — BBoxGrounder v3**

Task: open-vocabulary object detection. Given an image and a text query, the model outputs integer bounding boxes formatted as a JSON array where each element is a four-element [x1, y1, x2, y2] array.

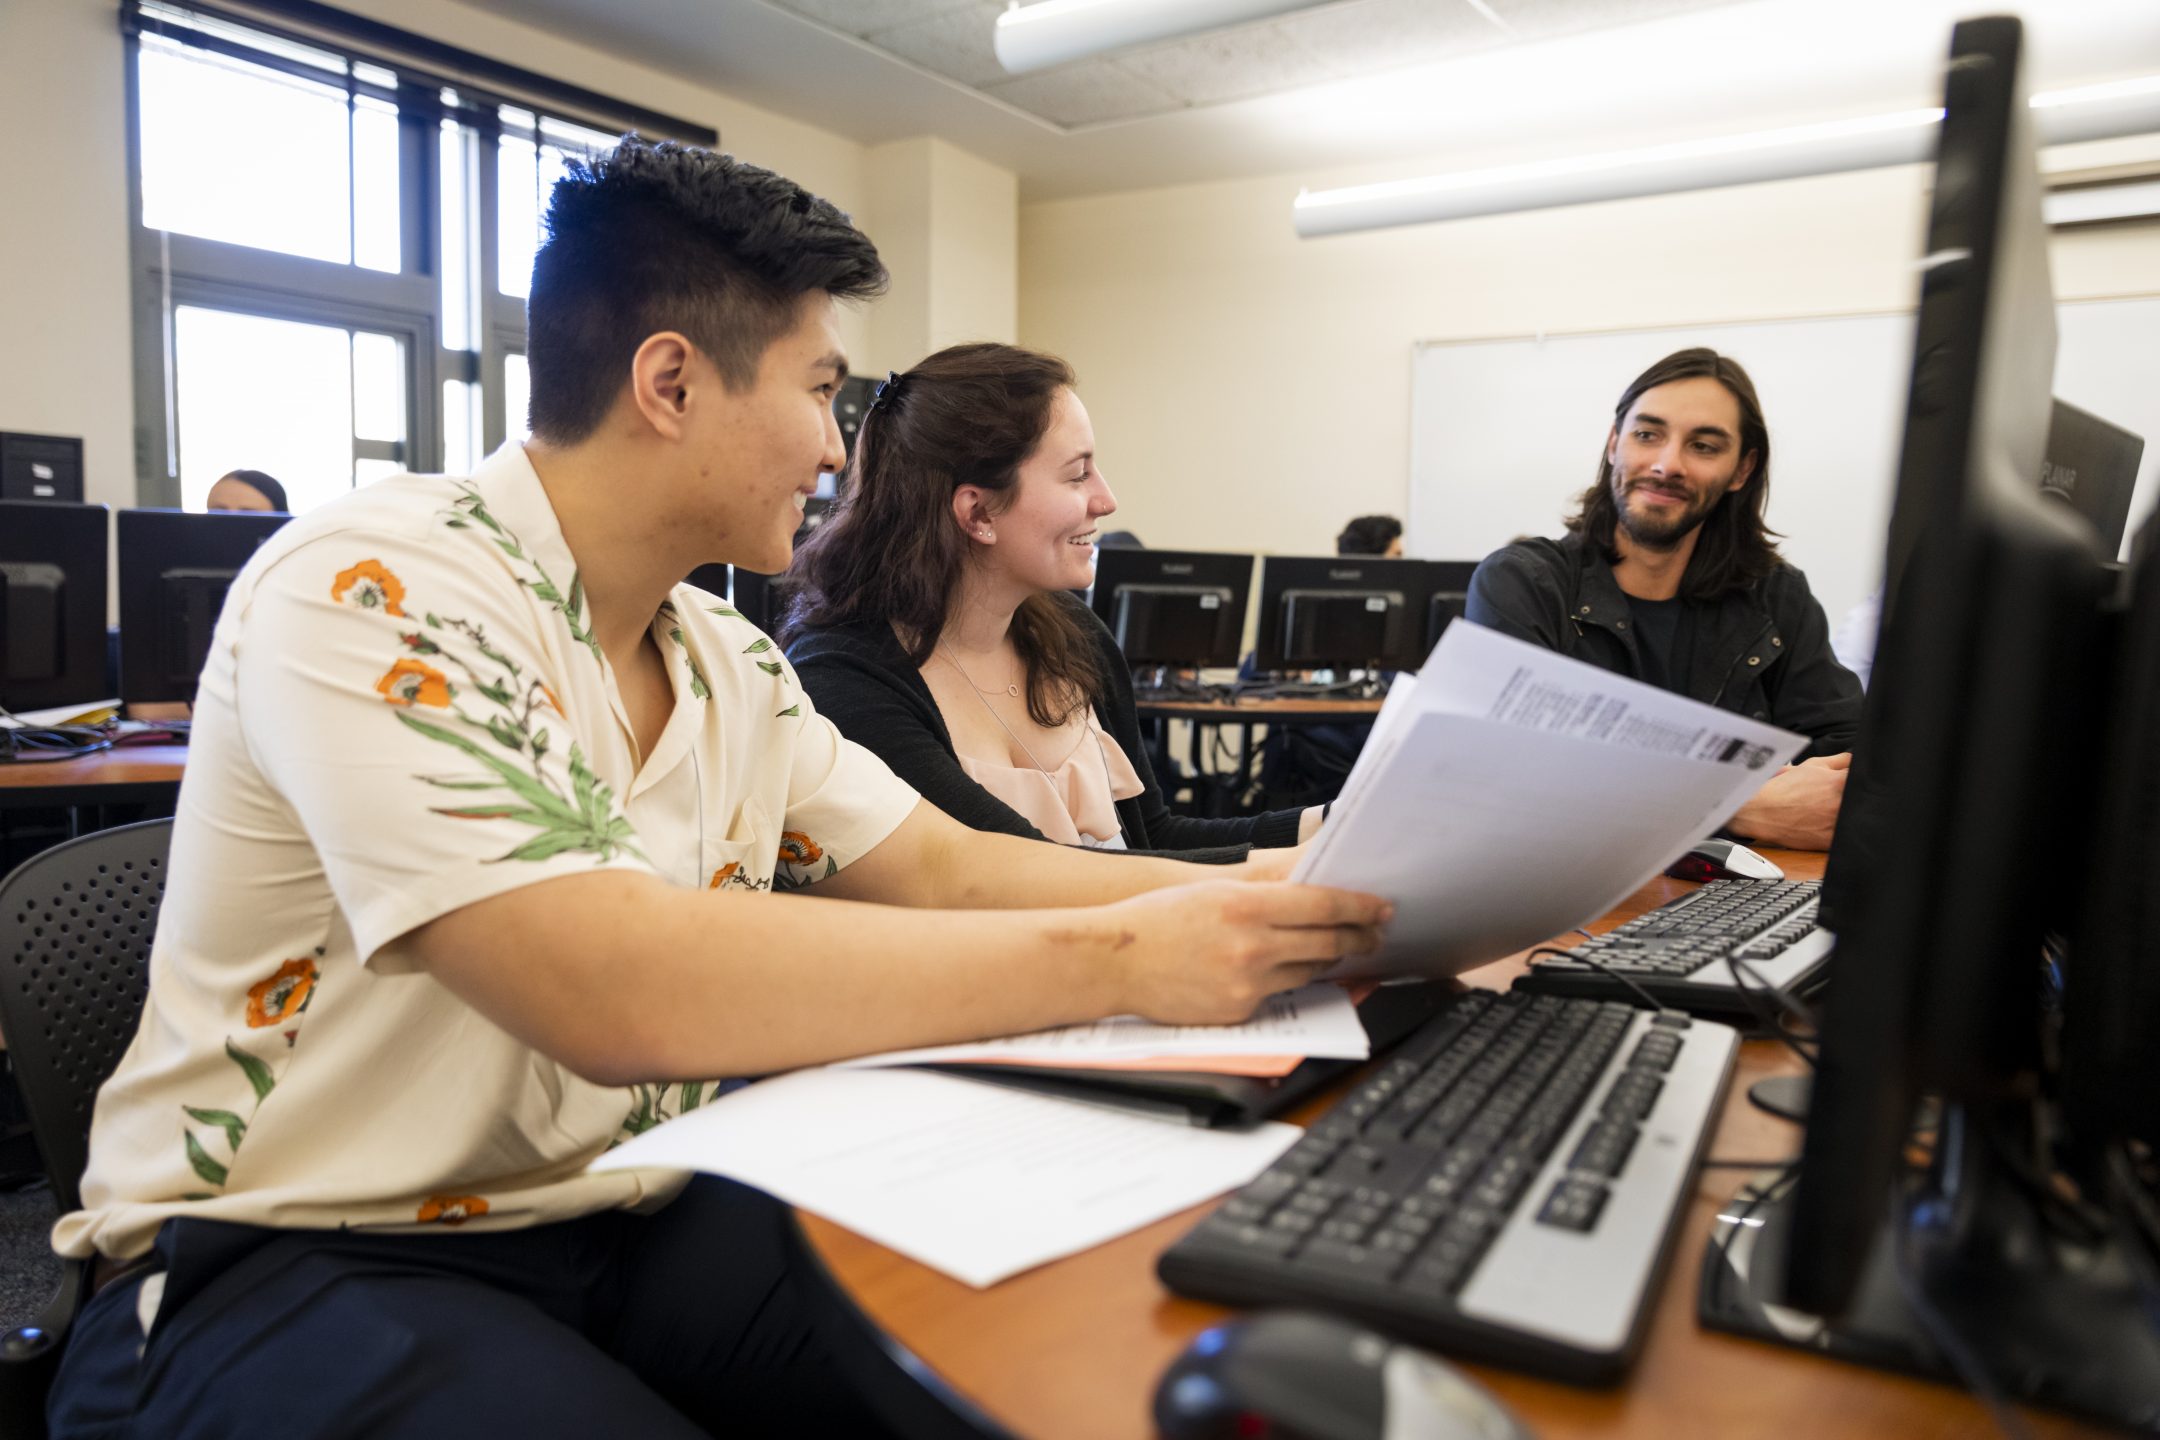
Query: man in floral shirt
[[49, 138, 1389, 1437]]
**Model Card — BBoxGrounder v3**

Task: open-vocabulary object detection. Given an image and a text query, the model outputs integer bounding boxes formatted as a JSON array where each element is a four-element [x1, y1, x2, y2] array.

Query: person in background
[[1337, 514, 1403, 557], [206, 469, 288, 513], [1465, 347, 1861, 850], [783, 343, 1324, 861]]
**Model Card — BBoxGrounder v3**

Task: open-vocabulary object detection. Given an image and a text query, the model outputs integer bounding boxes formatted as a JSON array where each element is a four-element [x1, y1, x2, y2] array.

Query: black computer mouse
[[1663, 837, 1784, 884], [1153, 1310, 1534, 1440]]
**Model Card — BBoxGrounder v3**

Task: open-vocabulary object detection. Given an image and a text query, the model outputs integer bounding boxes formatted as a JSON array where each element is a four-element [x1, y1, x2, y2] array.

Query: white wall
[[867, 137, 1019, 371], [1, 0, 136, 515], [1018, 152, 2160, 562]]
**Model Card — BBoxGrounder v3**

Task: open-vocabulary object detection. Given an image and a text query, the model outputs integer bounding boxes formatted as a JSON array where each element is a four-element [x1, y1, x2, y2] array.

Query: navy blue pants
[[49, 1177, 898, 1438]]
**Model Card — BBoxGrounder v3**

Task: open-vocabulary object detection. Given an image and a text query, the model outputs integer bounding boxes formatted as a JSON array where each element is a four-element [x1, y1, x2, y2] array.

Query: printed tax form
[[1297, 622, 1808, 978]]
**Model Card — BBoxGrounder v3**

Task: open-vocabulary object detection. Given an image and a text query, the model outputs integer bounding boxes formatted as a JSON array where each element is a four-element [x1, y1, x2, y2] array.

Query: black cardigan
[[786, 598, 1305, 864]]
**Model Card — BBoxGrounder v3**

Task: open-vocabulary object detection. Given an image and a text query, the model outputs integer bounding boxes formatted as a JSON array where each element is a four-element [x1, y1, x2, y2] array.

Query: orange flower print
[[417, 1194, 490, 1226], [777, 832, 823, 867], [708, 862, 740, 889], [245, 958, 318, 1028], [540, 684, 563, 715], [375, 658, 452, 707], [331, 559, 407, 617]]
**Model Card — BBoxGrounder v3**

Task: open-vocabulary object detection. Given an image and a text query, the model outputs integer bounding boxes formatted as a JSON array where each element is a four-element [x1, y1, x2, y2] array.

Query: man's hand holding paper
[[1294, 623, 1807, 980]]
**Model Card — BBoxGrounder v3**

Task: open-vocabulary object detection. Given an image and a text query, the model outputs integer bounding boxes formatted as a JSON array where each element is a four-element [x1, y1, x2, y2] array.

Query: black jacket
[[786, 597, 1304, 863], [1464, 533, 1863, 757]]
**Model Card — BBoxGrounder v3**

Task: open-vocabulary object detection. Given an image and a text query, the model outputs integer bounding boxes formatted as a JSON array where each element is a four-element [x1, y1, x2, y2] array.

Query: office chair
[[0, 819, 169, 1440]]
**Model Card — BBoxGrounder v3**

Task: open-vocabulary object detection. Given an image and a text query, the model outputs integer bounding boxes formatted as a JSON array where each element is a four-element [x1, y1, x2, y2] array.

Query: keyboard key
[[1538, 1177, 1611, 1233]]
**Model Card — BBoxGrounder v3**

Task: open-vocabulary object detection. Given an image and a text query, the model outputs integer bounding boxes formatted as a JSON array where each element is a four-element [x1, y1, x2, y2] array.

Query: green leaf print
[[679, 1081, 705, 1113], [706, 604, 740, 619], [183, 1106, 247, 1151], [485, 715, 525, 752], [400, 714, 646, 865], [757, 660, 784, 677], [668, 628, 711, 700], [184, 1131, 229, 1188], [225, 1038, 276, 1102], [743, 637, 774, 655], [775, 704, 801, 718]]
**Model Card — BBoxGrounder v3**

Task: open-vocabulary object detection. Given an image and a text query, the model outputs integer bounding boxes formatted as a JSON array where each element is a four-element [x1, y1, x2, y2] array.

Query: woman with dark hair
[[207, 469, 289, 513], [783, 343, 1321, 862]]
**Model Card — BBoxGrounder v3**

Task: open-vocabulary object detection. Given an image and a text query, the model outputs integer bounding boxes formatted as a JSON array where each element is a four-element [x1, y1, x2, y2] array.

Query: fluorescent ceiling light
[[993, 0, 1327, 76], [1293, 74, 2160, 237]]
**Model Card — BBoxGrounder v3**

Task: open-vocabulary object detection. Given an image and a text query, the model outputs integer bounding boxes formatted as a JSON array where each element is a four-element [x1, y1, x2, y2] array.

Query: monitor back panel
[[0, 500, 108, 712], [118, 509, 289, 705]]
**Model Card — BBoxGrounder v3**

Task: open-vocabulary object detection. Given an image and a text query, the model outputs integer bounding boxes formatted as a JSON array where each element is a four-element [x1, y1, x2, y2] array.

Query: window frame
[[121, 0, 714, 508]]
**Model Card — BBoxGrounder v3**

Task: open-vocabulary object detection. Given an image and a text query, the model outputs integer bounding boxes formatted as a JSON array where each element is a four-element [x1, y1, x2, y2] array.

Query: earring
[[977, 528, 992, 539]]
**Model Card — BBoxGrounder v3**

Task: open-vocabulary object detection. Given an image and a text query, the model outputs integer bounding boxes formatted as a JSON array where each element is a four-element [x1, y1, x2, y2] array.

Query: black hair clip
[[869, 369, 907, 414]]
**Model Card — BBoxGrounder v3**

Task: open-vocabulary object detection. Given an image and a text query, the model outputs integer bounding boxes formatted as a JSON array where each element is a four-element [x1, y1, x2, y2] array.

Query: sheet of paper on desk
[[830, 981, 1368, 1072], [589, 1067, 1300, 1287], [1296, 626, 1807, 981]]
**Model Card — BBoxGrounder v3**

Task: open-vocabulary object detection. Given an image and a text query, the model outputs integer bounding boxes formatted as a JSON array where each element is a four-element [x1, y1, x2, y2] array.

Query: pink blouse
[[953, 710, 1146, 848]]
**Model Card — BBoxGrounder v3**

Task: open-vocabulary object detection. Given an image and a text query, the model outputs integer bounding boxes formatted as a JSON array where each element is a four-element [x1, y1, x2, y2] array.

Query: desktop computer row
[[1160, 17, 2160, 1429], [1, 506, 292, 717], [1089, 552, 1479, 683]]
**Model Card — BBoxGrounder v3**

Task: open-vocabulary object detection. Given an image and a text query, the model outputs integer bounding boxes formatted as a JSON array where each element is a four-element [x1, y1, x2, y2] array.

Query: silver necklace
[[939, 645, 1019, 698], [938, 649, 1055, 774]]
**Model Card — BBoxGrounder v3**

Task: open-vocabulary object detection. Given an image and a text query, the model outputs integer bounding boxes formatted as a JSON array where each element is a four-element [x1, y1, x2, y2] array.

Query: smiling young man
[[48, 140, 1388, 1439], [1465, 347, 1863, 850]]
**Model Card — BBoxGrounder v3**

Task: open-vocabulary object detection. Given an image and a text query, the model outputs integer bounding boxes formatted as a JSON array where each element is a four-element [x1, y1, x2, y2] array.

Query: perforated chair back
[[0, 820, 169, 1212]]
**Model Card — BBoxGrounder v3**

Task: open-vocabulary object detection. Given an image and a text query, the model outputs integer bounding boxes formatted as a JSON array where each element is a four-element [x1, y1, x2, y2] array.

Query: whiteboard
[[1408, 296, 2160, 630]]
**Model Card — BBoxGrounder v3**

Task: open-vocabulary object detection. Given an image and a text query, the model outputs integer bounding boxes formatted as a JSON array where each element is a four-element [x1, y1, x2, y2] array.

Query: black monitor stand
[[1700, 1098, 2160, 1428]]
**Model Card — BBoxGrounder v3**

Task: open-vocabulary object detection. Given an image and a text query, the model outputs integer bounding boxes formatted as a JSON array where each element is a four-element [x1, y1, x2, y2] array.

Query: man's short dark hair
[[1337, 515, 1403, 555], [525, 136, 887, 444]]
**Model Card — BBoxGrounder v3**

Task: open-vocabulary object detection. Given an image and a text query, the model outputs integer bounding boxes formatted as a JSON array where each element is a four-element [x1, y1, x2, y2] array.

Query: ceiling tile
[[869, 2, 1010, 89], [770, 0, 977, 42], [1483, 0, 1734, 43], [1277, 0, 1509, 75], [982, 61, 1185, 127], [1115, 23, 1339, 106]]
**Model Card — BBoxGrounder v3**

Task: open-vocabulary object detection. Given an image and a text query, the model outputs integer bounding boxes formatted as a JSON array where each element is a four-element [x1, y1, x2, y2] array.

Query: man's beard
[[1613, 476, 1722, 551]]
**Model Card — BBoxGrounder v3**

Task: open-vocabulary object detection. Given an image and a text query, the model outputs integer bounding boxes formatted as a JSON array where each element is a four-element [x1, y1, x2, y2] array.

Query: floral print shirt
[[57, 444, 918, 1264]]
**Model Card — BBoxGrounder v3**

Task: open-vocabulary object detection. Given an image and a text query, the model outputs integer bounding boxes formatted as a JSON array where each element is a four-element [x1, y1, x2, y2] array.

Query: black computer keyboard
[[1516, 879, 1832, 1017], [1158, 989, 1736, 1383]]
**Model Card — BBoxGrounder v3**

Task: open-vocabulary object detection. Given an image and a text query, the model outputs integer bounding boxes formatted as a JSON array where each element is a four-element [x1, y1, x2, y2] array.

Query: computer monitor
[[1088, 549, 1253, 669], [1704, 19, 2160, 1421], [117, 509, 289, 705], [1251, 557, 1453, 675], [1418, 562, 1481, 655], [0, 500, 108, 714], [2060, 511, 2160, 1164], [2041, 398, 2144, 557], [728, 566, 779, 634]]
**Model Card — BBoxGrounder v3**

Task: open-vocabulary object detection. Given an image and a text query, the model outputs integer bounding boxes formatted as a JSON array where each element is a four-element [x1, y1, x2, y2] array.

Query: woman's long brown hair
[[779, 342, 1103, 728]]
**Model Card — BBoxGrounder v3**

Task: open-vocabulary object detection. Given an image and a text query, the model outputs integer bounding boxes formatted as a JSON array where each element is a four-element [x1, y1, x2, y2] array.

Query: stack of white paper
[[590, 1067, 1298, 1287], [831, 981, 1368, 1071], [1298, 623, 1808, 978]]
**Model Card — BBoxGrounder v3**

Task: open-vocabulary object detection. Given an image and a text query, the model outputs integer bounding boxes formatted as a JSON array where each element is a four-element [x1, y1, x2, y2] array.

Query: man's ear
[[1604, 425, 1620, 470], [627, 332, 697, 441], [1729, 450, 1760, 494]]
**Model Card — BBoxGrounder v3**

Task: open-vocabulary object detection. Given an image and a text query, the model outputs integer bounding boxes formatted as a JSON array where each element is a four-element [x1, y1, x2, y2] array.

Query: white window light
[[993, 0, 1328, 76], [1293, 73, 2160, 238]]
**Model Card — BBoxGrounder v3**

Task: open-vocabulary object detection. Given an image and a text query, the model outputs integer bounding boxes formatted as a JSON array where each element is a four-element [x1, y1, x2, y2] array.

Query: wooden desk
[[796, 851, 2106, 1440], [0, 744, 188, 810]]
